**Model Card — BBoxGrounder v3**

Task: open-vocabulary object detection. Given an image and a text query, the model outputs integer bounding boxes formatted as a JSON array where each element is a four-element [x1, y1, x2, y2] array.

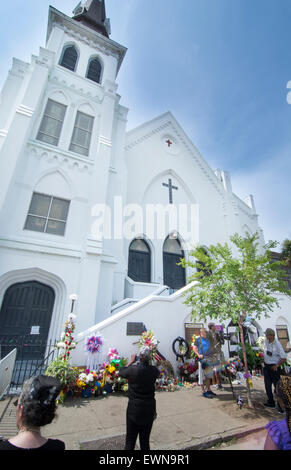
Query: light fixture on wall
[[69, 293, 78, 313]]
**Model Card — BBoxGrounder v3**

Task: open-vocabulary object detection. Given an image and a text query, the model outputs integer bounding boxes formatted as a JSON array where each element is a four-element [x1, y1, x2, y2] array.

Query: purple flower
[[243, 372, 252, 379]]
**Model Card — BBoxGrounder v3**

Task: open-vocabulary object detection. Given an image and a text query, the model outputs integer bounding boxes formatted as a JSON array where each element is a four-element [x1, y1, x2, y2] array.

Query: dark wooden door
[[163, 252, 186, 290], [0, 281, 55, 360], [128, 250, 151, 283]]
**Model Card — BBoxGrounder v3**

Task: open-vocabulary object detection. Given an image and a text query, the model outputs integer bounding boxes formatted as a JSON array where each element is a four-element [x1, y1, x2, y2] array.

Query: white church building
[[0, 1, 290, 368]]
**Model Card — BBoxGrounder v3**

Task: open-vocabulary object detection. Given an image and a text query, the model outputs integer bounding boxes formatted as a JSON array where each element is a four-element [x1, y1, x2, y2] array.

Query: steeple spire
[[72, 0, 111, 37]]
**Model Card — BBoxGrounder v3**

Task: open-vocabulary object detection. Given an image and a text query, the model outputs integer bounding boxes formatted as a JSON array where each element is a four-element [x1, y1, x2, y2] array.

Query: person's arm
[[271, 342, 287, 371], [119, 354, 137, 378], [264, 432, 280, 450], [193, 341, 203, 359]]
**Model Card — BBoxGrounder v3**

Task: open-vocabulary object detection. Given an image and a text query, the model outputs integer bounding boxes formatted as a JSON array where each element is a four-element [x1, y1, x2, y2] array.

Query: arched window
[[163, 236, 186, 290], [59, 45, 78, 72], [128, 239, 151, 283], [86, 57, 102, 84]]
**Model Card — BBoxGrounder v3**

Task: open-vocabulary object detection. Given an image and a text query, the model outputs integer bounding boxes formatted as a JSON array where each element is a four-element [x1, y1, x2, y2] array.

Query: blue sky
[[0, 0, 290, 246]]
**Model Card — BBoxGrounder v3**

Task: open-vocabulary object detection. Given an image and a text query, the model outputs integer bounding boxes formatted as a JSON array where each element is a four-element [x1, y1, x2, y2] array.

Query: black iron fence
[[0, 339, 60, 392]]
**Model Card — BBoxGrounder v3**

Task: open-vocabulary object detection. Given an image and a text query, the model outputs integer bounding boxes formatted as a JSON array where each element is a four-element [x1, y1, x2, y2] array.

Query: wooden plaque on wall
[[184, 322, 204, 358]]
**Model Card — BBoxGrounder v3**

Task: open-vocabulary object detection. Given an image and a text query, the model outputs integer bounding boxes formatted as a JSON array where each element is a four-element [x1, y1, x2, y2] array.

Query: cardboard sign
[[30, 326, 40, 335]]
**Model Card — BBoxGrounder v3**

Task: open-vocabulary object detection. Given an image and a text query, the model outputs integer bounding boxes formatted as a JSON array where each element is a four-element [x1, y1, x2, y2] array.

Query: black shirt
[[0, 438, 65, 451], [119, 362, 160, 425]]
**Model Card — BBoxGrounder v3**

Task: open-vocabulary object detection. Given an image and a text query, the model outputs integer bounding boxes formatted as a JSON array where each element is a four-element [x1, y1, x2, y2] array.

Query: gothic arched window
[[163, 236, 186, 290], [128, 239, 151, 283], [59, 45, 78, 72], [86, 57, 102, 84]]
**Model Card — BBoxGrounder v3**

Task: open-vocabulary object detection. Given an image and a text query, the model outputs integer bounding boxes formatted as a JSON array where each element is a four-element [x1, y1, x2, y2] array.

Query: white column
[[0, 51, 54, 212]]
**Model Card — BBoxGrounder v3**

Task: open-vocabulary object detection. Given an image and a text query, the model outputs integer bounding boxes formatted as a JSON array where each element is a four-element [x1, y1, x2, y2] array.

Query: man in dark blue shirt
[[119, 349, 160, 451]]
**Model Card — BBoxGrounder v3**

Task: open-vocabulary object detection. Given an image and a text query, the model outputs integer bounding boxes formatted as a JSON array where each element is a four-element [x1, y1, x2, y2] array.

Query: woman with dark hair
[[0, 375, 65, 450], [119, 349, 160, 451], [264, 376, 291, 450]]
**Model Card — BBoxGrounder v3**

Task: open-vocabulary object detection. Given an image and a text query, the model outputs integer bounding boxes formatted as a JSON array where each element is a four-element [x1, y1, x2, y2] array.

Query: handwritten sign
[[30, 326, 40, 335]]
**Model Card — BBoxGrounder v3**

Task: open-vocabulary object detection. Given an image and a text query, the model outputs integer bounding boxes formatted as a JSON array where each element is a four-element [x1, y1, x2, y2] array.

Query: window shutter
[[60, 46, 78, 72], [86, 58, 102, 84], [69, 111, 94, 157], [36, 99, 67, 146]]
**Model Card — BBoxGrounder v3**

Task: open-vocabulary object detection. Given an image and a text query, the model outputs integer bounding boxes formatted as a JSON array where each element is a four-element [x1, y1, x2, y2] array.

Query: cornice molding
[[27, 140, 94, 174], [49, 68, 104, 103]]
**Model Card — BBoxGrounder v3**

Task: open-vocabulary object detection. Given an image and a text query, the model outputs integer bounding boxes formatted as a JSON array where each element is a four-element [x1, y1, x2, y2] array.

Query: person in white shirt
[[263, 328, 287, 410]]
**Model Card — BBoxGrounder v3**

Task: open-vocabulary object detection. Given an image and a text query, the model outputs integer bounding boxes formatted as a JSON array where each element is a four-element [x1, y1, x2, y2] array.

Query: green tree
[[281, 239, 291, 267], [180, 233, 291, 407]]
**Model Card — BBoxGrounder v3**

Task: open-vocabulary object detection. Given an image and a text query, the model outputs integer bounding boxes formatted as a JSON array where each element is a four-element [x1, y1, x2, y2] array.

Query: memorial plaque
[[126, 322, 145, 336]]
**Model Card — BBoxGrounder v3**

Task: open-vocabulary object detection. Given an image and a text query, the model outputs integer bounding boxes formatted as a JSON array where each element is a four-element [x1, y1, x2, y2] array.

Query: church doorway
[[128, 239, 151, 283], [163, 236, 186, 291], [0, 281, 55, 361]]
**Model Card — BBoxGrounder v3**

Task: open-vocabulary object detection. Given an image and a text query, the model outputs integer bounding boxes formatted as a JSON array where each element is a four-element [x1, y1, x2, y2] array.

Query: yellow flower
[[108, 366, 115, 374]]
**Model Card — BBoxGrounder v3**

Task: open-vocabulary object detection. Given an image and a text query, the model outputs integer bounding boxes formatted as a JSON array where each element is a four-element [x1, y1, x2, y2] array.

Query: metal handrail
[[0, 339, 60, 392], [30, 345, 59, 377]]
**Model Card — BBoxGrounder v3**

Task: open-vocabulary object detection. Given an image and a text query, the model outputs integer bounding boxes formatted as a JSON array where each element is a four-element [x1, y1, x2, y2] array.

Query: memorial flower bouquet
[[56, 313, 77, 361], [221, 357, 243, 377], [256, 336, 266, 352], [97, 348, 128, 393], [45, 358, 79, 402], [75, 369, 103, 397], [138, 330, 159, 364], [178, 359, 198, 380], [190, 334, 199, 358]]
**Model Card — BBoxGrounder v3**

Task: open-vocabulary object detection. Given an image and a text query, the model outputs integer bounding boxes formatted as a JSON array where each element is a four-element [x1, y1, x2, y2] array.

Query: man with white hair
[[119, 349, 160, 450], [263, 328, 286, 410]]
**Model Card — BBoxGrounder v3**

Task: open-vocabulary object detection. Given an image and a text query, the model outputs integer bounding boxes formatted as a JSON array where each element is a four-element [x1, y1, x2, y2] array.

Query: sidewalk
[[0, 377, 283, 450]]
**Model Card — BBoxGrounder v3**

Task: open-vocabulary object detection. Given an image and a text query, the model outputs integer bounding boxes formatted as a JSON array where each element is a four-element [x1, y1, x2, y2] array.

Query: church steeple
[[72, 0, 111, 38]]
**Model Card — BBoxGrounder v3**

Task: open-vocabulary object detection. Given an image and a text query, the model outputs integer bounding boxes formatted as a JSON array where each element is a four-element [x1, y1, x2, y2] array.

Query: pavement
[[0, 376, 284, 451]]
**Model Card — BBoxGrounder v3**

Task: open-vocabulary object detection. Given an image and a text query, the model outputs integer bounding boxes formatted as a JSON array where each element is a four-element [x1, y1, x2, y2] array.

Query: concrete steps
[[0, 396, 18, 438]]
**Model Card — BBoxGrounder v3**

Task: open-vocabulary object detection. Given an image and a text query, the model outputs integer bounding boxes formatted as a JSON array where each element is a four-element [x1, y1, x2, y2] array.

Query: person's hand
[[271, 365, 278, 372], [130, 354, 137, 363], [199, 354, 204, 359]]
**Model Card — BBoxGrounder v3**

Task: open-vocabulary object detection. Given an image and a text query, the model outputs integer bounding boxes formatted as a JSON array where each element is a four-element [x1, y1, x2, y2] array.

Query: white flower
[[86, 374, 94, 383], [256, 336, 266, 352], [57, 341, 66, 349], [67, 313, 77, 322], [79, 373, 87, 381]]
